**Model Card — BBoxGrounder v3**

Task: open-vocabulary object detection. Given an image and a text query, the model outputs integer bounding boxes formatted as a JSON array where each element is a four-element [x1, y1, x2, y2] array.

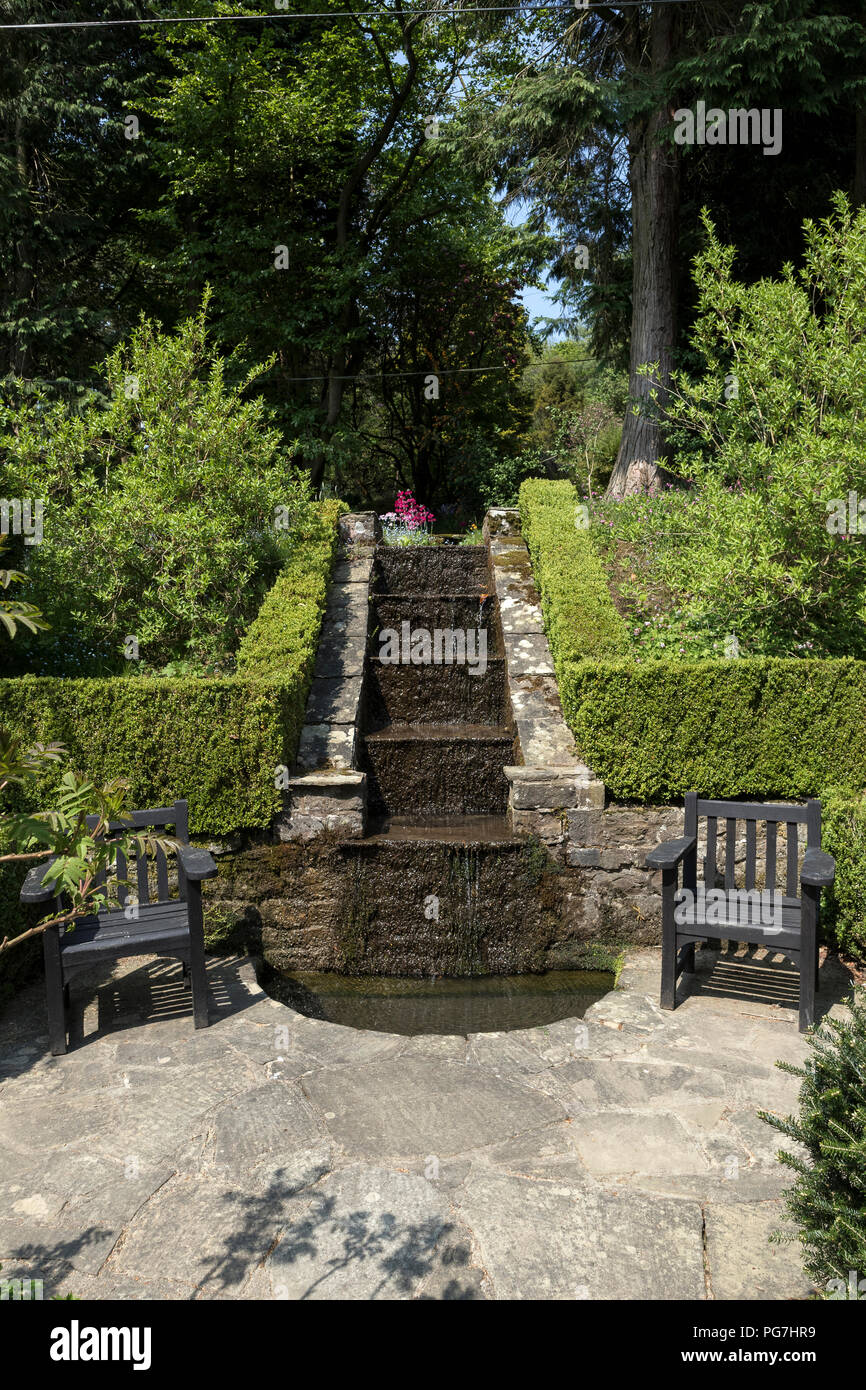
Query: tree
[[0, 0, 167, 393], [462, 1, 866, 496], [138, 1, 534, 500]]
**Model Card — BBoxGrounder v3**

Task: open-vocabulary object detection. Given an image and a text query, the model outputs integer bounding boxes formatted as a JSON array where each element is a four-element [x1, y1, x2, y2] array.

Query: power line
[[0, 2, 698, 33], [3, 356, 596, 387]]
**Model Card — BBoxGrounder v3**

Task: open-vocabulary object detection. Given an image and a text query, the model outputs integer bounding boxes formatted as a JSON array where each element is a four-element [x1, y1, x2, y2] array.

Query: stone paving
[[0, 945, 852, 1300]]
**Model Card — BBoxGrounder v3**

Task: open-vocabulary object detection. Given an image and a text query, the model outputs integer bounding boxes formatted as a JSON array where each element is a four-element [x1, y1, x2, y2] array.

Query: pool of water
[[264, 969, 614, 1036]]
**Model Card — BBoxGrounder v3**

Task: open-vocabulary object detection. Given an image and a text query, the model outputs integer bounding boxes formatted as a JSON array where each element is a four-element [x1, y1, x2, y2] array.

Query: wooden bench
[[646, 794, 835, 1032], [20, 799, 217, 1055]]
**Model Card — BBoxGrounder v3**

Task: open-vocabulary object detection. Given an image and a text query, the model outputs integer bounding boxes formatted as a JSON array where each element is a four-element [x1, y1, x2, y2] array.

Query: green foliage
[[516, 347, 627, 497], [643, 198, 866, 657], [558, 656, 866, 808], [0, 298, 313, 673], [236, 499, 346, 678], [0, 537, 48, 640], [760, 988, 866, 1295], [518, 479, 629, 661], [1, 770, 169, 951], [821, 790, 866, 959], [0, 502, 343, 844]]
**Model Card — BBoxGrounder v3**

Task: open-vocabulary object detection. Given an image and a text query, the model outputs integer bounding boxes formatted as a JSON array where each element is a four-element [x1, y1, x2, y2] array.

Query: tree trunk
[[11, 116, 34, 378], [606, 6, 680, 499]]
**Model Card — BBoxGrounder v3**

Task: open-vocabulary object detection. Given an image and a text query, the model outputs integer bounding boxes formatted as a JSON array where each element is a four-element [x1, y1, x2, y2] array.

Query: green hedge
[[518, 478, 629, 661], [237, 499, 345, 677], [560, 656, 866, 803], [0, 500, 345, 839], [821, 789, 866, 959]]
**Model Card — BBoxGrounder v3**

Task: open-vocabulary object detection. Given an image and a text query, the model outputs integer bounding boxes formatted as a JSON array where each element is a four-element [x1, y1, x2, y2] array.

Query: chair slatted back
[[684, 793, 820, 904], [84, 800, 189, 911]]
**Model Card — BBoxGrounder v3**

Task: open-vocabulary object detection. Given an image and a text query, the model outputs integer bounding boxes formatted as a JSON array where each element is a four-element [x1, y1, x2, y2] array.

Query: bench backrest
[[85, 800, 189, 910], [684, 794, 821, 901]]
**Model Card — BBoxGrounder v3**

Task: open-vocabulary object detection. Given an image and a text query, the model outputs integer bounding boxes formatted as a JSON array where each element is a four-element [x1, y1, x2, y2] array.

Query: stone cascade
[[360, 543, 515, 823], [221, 509, 675, 977]]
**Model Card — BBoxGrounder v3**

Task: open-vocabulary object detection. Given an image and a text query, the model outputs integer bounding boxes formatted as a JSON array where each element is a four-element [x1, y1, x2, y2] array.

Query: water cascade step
[[359, 544, 515, 825]]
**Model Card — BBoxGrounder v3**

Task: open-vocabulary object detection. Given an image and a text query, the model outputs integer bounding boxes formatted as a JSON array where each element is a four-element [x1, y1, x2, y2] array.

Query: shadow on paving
[[0, 954, 262, 1082], [670, 943, 853, 1024], [199, 1172, 483, 1301]]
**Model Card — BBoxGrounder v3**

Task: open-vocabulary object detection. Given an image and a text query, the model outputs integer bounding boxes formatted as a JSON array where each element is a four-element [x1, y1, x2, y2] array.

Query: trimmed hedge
[[559, 656, 866, 804], [0, 500, 345, 839], [237, 499, 346, 677], [821, 789, 866, 959], [518, 478, 629, 661]]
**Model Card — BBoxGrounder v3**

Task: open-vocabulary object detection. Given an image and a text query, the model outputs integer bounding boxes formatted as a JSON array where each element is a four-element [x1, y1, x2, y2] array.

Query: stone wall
[[198, 804, 685, 970]]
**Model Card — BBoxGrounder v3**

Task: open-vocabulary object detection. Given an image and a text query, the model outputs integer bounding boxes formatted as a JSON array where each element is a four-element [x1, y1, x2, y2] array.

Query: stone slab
[[304, 676, 364, 725], [503, 633, 555, 676], [303, 1057, 565, 1160], [454, 1171, 706, 1300], [296, 724, 357, 772], [704, 1201, 814, 1300], [312, 632, 366, 679]]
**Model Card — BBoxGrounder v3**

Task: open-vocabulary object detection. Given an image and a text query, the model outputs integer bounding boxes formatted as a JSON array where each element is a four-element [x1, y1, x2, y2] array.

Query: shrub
[[760, 988, 866, 1296], [0, 296, 313, 673], [645, 196, 866, 656], [519, 478, 629, 661]]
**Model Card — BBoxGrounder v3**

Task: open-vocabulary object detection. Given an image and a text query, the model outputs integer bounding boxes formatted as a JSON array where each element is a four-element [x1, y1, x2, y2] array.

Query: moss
[[336, 858, 374, 970]]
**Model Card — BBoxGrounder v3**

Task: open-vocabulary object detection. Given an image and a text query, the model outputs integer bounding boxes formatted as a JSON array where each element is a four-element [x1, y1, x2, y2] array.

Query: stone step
[[361, 724, 515, 817], [374, 545, 488, 595], [370, 593, 500, 650], [364, 814, 523, 845], [365, 655, 508, 727]]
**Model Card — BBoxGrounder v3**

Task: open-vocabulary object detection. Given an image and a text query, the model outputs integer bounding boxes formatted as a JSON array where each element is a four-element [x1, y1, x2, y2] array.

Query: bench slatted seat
[[20, 799, 217, 1056], [646, 794, 835, 1032]]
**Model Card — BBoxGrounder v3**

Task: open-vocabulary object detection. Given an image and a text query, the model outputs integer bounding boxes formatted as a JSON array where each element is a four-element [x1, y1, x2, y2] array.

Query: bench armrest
[[177, 844, 218, 882], [646, 836, 696, 871], [800, 848, 835, 889], [19, 858, 59, 905]]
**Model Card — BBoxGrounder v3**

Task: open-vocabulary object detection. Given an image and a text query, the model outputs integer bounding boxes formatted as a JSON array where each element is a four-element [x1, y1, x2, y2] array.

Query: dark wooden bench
[[646, 793, 835, 1031], [20, 799, 217, 1055]]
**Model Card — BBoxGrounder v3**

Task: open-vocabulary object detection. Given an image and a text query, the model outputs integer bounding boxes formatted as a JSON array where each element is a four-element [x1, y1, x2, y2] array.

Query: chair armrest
[[177, 844, 218, 882], [646, 836, 696, 871], [19, 858, 59, 905], [800, 848, 835, 889]]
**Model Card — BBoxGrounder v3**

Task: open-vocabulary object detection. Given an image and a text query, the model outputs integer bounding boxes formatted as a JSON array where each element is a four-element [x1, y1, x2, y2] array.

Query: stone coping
[[483, 508, 605, 817]]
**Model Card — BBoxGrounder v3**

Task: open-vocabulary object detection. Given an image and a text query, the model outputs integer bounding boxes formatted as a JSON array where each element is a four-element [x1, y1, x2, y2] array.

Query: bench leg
[[800, 889, 818, 1032], [681, 942, 696, 975], [43, 928, 68, 1056], [660, 871, 678, 1011], [186, 885, 210, 1030]]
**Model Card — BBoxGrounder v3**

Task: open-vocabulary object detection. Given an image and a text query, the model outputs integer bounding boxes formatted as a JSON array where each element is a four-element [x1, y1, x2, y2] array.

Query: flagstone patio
[[0, 946, 851, 1300]]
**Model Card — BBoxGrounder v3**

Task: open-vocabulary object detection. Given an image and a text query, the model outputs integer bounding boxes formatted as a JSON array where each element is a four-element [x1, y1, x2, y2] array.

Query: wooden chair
[[646, 793, 835, 1032], [19, 799, 217, 1055]]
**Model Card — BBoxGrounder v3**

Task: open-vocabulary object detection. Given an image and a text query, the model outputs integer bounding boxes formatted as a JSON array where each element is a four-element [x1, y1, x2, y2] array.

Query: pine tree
[[761, 987, 866, 1296]]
